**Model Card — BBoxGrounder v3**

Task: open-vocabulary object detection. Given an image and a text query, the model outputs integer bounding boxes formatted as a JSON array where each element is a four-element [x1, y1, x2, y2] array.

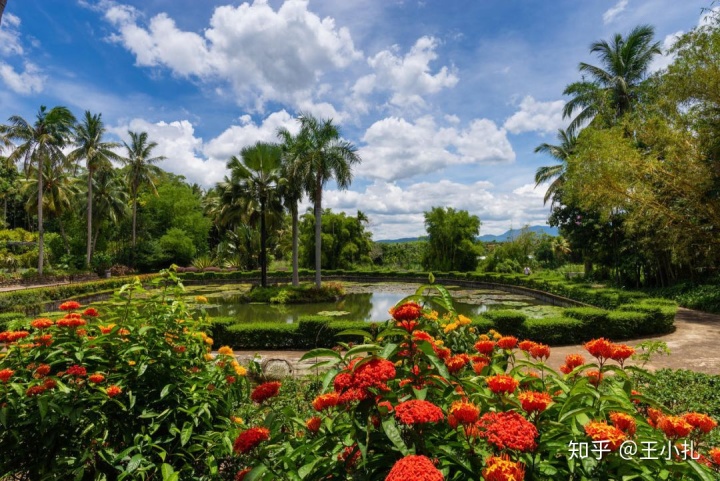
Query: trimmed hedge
[[519, 317, 586, 345], [483, 310, 528, 336]]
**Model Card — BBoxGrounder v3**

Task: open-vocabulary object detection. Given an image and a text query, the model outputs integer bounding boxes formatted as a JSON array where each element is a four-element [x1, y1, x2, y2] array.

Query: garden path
[[232, 308, 720, 376]]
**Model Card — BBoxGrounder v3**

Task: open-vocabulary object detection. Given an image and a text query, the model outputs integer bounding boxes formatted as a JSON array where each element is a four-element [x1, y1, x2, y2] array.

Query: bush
[[563, 306, 609, 324], [604, 310, 648, 340], [483, 310, 527, 336], [520, 316, 586, 345]]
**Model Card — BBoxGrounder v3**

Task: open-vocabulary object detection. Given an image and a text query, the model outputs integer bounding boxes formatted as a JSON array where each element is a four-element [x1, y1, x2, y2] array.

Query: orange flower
[[586, 370, 602, 386], [486, 374, 519, 395], [386, 455, 444, 481], [235, 468, 252, 481], [59, 301, 81, 311], [312, 392, 340, 411], [482, 454, 525, 481], [529, 343, 550, 360], [233, 427, 270, 454], [99, 324, 115, 334], [106, 385, 122, 397], [31, 318, 54, 329], [609, 412, 637, 436], [518, 391, 552, 413], [584, 421, 626, 451], [65, 365, 87, 377], [82, 307, 99, 317], [475, 411, 538, 451], [610, 344, 634, 364], [36, 334, 53, 347], [450, 401, 480, 425], [218, 346, 234, 355], [394, 400, 444, 425], [474, 340, 496, 355], [89, 373, 105, 383], [57, 318, 86, 328], [446, 354, 470, 374], [391, 302, 423, 322], [710, 447, 720, 465], [251, 382, 281, 403], [412, 330, 434, 342], [34, 364, 51, 378], [26, 385, 47, 397], [496, 336, 518, 350], [683, 412, 717, 433], [584, 338, 614, 361], [559, 353, 586, 374], [305, 416, 322, 433], [473, 359, 489, 375], [1, 330, 29, 342], [518, 340, 537, 352], [657, 415, 693, 439], [0, 368, 14, 383]]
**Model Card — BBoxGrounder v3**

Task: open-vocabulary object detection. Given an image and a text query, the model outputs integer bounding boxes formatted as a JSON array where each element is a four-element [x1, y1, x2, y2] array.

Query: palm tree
[[122, 131, 165, 253], [0, 0, 8, 26], [563, 25, 661, 133], [534, 129, 578, 205], [1, 106, 76, 275], [89, 168, 129, 255], [284, 113, 361, 288], [277, 129, 306, 286], [69, 112, 121, 267], [226, 142, 283, 287]]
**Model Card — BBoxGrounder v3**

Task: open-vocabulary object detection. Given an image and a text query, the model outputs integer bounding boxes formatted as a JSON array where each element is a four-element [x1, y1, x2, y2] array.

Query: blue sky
[[0, 0, 712, 239]]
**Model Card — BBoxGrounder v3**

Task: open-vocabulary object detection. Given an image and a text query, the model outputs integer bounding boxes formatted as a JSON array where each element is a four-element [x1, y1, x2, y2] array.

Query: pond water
[[199, 283, 553, 323]]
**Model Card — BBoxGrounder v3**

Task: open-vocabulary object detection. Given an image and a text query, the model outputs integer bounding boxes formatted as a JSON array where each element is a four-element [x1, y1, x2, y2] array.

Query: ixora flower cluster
[[0, 275, 249, 480], [231, 289, 720, 481]]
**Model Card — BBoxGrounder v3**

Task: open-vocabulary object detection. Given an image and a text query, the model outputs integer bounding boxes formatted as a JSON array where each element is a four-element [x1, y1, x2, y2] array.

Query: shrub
[[563, 306, 609, 324], [604, 310, 648, 340], [483, 310, 527, 335], [520, 316, 586, 344]]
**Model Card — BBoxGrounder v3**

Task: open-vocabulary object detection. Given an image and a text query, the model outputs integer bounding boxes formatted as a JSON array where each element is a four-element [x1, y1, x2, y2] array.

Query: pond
[[192, 282, 559, 323]]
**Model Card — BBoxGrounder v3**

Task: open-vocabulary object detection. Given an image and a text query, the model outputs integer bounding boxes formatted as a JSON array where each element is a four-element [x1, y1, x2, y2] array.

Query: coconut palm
[[122, 131, 165, 252], [89, 168, 129, 256], [226, 142, 283, 287], [277, 129, 307, 286], [563, 25, 661, 134], [1, 106, 76, 274], [69, 112, 121, 267], [282, 113, 360, 288], [534, 129, 578, 205], [0, 0, 7, 26]]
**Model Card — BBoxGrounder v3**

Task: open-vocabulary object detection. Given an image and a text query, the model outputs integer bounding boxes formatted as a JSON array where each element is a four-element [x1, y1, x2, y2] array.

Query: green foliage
[[422, 206, 482, 272], [247, 282, 345, 304], [483, 310, 528, 335], [298, 209, 373, 270], [520, 316, 585, 344], [0, 271, 247, 479], [373, 241, 427, 270], [159, 227, 197, 266]]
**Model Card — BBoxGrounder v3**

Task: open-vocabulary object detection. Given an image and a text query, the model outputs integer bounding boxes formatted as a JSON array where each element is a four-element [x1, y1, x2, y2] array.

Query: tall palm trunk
[[58, 218, 70, 255], [291, 202, 299, 286], [314, 175, 322, 288], [260, 198, 267, 287], [0, 0, 7, 26], [37, 155, 44, 275], [86, 169, 93, 267]]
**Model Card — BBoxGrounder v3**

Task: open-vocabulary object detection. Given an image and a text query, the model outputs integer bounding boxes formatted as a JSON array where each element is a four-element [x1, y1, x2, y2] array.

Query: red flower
[[657, 415, 694, 439], [474, 340, 496, 355], [89, 373, 105, 384], [34, 364, 51, 378], [57, 318, 86, 328], [413, 331, 434, 342], [518, 391, 552, 413], [333, 358, 396, 403], [36, 334, 53, 347], [472, 359, 489, 375], [446, 354, 470, 374], [433, 345, 451, 361], [497, 336, 518, 350], [65, 365, 87, 377], [386, 455, 444, 481], [450, 401, 480, 425], [609, 412, 637, 436], [43, 378, 57, 390], [486, 375, 519, 395], [306, 416, 322, 433], [518, 340, 536, 352], [482, 454, 526, 481], [475, 411, 538, 452], [584, 338, 614, 361], [234, 427, 270, 454], [560, 353, 586, 374], [0, 368, 15, 383], [584, 421, 626, 450], [26, 385, 47, 397], [710, 447, 720, 465], [586, 370, 602, 386], [1, 331, 29, 342], [529, 343, 550, 360], [226, 375, 237, 384], [106, 385, 122, 397], [312, 392, 341, 411], [391, 302, 423, 322], [395, 400, 444, 425], [31, 318, 54, 329], [59, 301, 81, 311], [82, 307, 99, 317], [251, 382, 281, 403], [337, 445, 361, 470], [235, 468, 252, 481], [683, 412, 717, 433]]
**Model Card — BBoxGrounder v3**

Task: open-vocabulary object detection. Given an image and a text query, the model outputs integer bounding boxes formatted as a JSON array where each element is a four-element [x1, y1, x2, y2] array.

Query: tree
[[0, 0, 7, 26], [298, 209, 373, 270], [122, 131, 165, 254], [422, 207, 481, 272], [226, 142, 283, 287], [69, 112, 121, 267], [534, 129, 577, 205], [1, 106, 76, 275], [288, 113, 361, 288], [277, 128, 305, 286], [89, 168, 129, 256], [563, 25, 661, 133]]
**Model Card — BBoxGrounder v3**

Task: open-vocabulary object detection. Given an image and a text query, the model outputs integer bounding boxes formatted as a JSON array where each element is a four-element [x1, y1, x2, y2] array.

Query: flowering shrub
[[0, 270, 247, 480], [231, 282, 719, 480]]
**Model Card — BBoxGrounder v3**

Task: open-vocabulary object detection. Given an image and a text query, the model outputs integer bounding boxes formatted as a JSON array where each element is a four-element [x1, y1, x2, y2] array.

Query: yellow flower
[[204, 354, 214, 362], [128, 360, 136, 366], [395, 360, 402, 366], [204, 337, 214, 346], [426, 311, 439, 321], [233, 364, 247, 376], [469, 327, 477, 334], [231, 416, 244, 424], [195, 296, 208, 304], [218, 346, 234, 356], [488, 329, 502, 340], [457, 314, 472, 326], [444, 322, 459, 334], [478, 334, 490, 341], [434, 339, 444, 346]]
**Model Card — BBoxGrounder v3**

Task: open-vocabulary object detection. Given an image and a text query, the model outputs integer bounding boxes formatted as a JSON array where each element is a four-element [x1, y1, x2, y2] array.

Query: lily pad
[[316, 310, 351, 317]]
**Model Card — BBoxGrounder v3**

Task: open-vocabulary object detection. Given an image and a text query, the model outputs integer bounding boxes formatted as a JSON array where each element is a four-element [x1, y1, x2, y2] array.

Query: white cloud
[[603, 0, 629, 25], [0, 62, 44, 94], [0, 13, 23, 56], [318, 179, 550, 239], [356, 115, 514, 181], [648, 31, 683, 73], [503, 96, 566, 135], [352, 36, 458, 109], [105, 0, 362, 108]]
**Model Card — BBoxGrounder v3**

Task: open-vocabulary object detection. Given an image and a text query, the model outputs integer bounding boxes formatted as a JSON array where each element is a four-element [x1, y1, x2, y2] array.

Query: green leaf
[[38, 396, 48, 420], [180, 421, 193, 446], [160, 384, 173, 399], [300, 348, 342, 361], [126, 454, 143, 473], [298, 459, 319, 479], [245, 465, 268, 481], [160, 464, 178, 481], [418, 341, 451, 379], [344, 344, 381, 358], [335, 329, 372, 339], [381, 417, 408, 456], [428, 272, 435, 284]]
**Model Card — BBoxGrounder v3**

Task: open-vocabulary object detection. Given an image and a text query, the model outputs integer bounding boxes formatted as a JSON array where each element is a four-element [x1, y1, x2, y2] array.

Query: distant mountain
[[478, 225, 558, 243], [376, 226, 558, 243]]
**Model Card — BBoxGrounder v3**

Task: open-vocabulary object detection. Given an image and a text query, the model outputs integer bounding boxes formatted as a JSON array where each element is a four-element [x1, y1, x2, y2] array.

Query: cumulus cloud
[[0, 13, 23, 56], [104, 0, 362, 108], [603, 0, 629, 25], [0, 62, 44, 94], [648, 31, 683, 73], [356, 115, 514, 181], [503, 96, 566, 135], [317, 180, 550, 239], [352, 36, 458, 109]]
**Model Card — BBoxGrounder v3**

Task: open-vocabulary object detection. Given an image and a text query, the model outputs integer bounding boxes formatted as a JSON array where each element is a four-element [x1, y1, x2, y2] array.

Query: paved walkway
[[233, 308, 720, 376]]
